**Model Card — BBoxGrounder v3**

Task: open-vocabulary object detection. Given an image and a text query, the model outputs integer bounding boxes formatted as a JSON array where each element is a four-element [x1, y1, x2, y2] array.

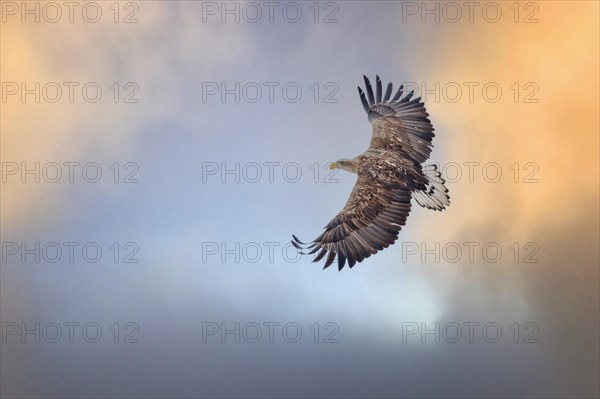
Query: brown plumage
[[292, 75, 450, 270]]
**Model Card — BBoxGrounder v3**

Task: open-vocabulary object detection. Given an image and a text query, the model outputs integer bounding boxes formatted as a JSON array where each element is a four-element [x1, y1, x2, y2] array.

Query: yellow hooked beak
[[329, 162, 338, 170]]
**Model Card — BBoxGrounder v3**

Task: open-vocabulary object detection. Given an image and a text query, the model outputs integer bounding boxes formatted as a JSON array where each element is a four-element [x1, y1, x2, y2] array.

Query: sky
[[1, 1, 599, 398]]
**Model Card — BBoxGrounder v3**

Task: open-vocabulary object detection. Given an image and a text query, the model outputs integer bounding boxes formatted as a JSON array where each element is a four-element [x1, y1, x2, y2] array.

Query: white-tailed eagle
[[292, 75, 450, 270]]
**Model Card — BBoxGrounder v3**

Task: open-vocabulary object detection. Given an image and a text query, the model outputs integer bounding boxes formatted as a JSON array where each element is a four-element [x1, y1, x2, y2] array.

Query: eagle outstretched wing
[[358, 75, 435, 164], [292, 169, 412, 270]]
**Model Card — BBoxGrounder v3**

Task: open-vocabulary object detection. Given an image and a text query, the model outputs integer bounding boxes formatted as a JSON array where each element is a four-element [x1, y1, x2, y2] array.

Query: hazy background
[[1, 1, 598, 398]]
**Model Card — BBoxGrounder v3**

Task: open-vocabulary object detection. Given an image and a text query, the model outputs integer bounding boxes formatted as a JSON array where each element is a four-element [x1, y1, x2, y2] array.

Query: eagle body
[[292, 76, 450, 270], [354, 149, 428, 191]]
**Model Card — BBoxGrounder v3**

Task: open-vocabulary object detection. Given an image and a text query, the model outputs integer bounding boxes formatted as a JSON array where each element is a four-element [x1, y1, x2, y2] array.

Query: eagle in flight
[[292, 75, 450, 270]]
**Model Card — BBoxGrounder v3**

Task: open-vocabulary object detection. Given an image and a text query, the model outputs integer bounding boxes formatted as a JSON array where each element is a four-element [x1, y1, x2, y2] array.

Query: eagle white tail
[[413, 164, 450, 211]]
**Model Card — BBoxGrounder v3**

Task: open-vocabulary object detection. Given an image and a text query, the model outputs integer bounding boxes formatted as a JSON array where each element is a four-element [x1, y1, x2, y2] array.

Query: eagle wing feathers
[[360, 75, 435, 164], [292, 164, 413, 270]]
